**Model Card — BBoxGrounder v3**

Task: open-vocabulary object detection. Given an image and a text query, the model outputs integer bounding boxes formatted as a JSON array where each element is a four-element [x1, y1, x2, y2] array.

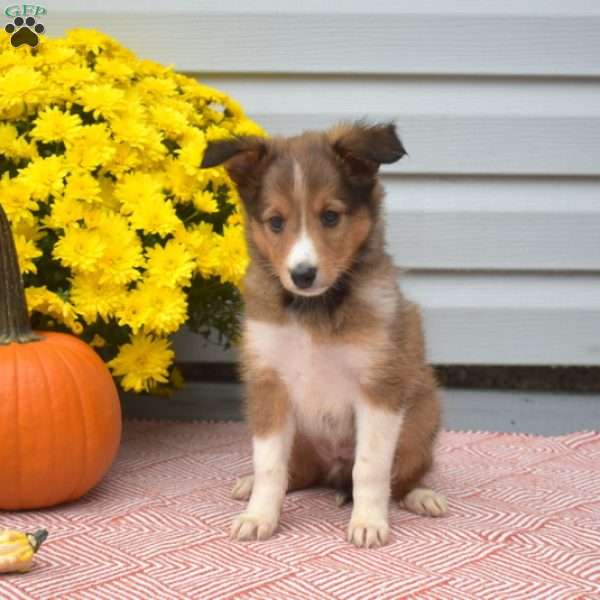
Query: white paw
[[231, 512, 278, 541], [402, 488, 448, 517], [347, 519, 390, 548], [232, 475, 254, 501]]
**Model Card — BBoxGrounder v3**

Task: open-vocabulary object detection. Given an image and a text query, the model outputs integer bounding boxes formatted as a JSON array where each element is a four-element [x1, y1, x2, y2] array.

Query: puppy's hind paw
[[402, 488, 448, 517], [334, 489, 351, 507], [232, 474, 254, 501]]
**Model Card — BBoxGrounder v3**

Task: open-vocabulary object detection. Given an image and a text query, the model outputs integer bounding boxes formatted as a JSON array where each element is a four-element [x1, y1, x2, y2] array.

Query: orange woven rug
[[2, 421, 599, 599]]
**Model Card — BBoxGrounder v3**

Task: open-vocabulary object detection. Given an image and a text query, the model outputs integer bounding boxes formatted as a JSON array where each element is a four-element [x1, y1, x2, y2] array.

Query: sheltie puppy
[[201, 121, 447, 548]]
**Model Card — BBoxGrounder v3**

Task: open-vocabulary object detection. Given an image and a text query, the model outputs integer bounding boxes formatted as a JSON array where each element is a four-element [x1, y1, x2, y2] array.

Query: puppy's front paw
[[347, 518, 390, 548], [231, 512, 278, 541]]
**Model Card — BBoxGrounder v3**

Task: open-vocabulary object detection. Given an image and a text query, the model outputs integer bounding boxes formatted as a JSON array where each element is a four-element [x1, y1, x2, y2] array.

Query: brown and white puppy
[[202, 122, 447, 548]]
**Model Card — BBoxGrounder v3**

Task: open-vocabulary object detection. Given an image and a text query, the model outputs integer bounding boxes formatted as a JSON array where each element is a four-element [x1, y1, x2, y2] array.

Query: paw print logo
[[5, 16, 45, 48]]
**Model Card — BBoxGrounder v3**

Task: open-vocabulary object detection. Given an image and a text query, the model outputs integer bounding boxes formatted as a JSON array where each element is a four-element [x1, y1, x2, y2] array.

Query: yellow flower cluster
[[0, 29, 264, 393]]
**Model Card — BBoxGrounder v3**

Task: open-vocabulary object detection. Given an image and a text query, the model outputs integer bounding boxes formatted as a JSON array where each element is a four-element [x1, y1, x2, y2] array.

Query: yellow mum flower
[[103, 143, 142, 177], [120, 91, 147, 121], [25, 286, 82, 334], [225, 180, 242, 206], [51, 64, 97, 88], [64, 124, 115, 169], [64, 171, 101, 203], [177, 129, 207, 175], [11, 219, 44, 242], [141, 284, 188, 335], [179, 79, 226, 105], [0, 124, 18, 153], [0, 124, 37, 161], [35, 40, 77, 67], [19, 155, 68, 200], [116, 282, 187, 335], [97, 175, 121, 211], [0, 39, 21, 72], [126, 196, 180, 237], [13, 234, 42, 274], [66, 29, 115, 54], [214, 224, 250, 286], [138, 198, 181, 237], [98, 242, 143, 285], [108, 334, 174, 392], [111, 115, 166, 162], [114, 172, 163, 212], [95, 56, 134, 81], [136, 76, 178, 98], [227, 210, 244, 226], [30, 107, 82, 143], [193, 190, 219, 213], [204, 107, 225, 126], [203, 167, 234, 193], [70, 273, 126, 323], [45, 196, 87, 229], [164, 158, 202, 202], [135, 60, 171, 80], [13, 138, 38, 162], [145, 240, 196, 288], [78, 84, 125, 120], [0, 66, 44, 118], [205, 124, 234, 142], [224, 97, 244, 119], [149, 105, 189, 138], [115, 287, 150, 334], [53, 226, 106, 272], [168, 99, 196, 122], [87, 212, 143, 285], [174, 222, 219, 277], [0, 174, 37, 226], [234, 118, 267, 138]]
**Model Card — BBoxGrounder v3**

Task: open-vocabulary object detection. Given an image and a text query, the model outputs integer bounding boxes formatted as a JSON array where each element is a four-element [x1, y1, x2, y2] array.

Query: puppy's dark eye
[[268, 215, 284, 233], [321, 210, 340, 228]]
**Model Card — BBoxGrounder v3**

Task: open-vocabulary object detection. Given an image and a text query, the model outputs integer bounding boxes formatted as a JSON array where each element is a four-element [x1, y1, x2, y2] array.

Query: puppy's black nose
[[290, 263, 317, 289]]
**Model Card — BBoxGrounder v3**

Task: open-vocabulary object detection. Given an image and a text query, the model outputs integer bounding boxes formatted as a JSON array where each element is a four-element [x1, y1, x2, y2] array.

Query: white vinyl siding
[[52, 1, 600, 365]]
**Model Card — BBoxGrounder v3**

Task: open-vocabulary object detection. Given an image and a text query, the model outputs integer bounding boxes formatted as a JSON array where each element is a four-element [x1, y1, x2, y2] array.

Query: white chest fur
[[245, 319, 373, 448]]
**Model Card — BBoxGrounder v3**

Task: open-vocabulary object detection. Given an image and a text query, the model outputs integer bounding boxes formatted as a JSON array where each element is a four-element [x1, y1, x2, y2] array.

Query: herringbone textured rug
[[1, 421, 599, 599]]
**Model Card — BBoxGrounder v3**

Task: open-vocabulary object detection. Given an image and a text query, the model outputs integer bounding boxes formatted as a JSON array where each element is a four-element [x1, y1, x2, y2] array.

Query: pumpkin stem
[[0, 202, 40, 345]]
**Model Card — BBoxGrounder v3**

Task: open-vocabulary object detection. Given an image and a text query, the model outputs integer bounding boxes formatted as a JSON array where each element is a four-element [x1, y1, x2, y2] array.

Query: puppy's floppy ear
[[201, 136, 268, 188], [328, 121, 406, 179]]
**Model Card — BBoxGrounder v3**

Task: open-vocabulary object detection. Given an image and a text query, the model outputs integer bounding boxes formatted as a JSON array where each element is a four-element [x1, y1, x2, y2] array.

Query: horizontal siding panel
[[173, 274, 600, 366], [403, 273, 600, 365], [200, 76, 600, 118], [202, 77, 600, 176], [250, 114, 600, 176], [404, 273, 600, 310], [47, 1, 600, 15], [384, 177, 600, 271], [50, 5, 600, 76]]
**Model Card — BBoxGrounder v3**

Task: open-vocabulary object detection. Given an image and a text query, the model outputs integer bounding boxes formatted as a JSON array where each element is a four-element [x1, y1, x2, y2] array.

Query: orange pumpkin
[[0, 203, 122, 510]]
